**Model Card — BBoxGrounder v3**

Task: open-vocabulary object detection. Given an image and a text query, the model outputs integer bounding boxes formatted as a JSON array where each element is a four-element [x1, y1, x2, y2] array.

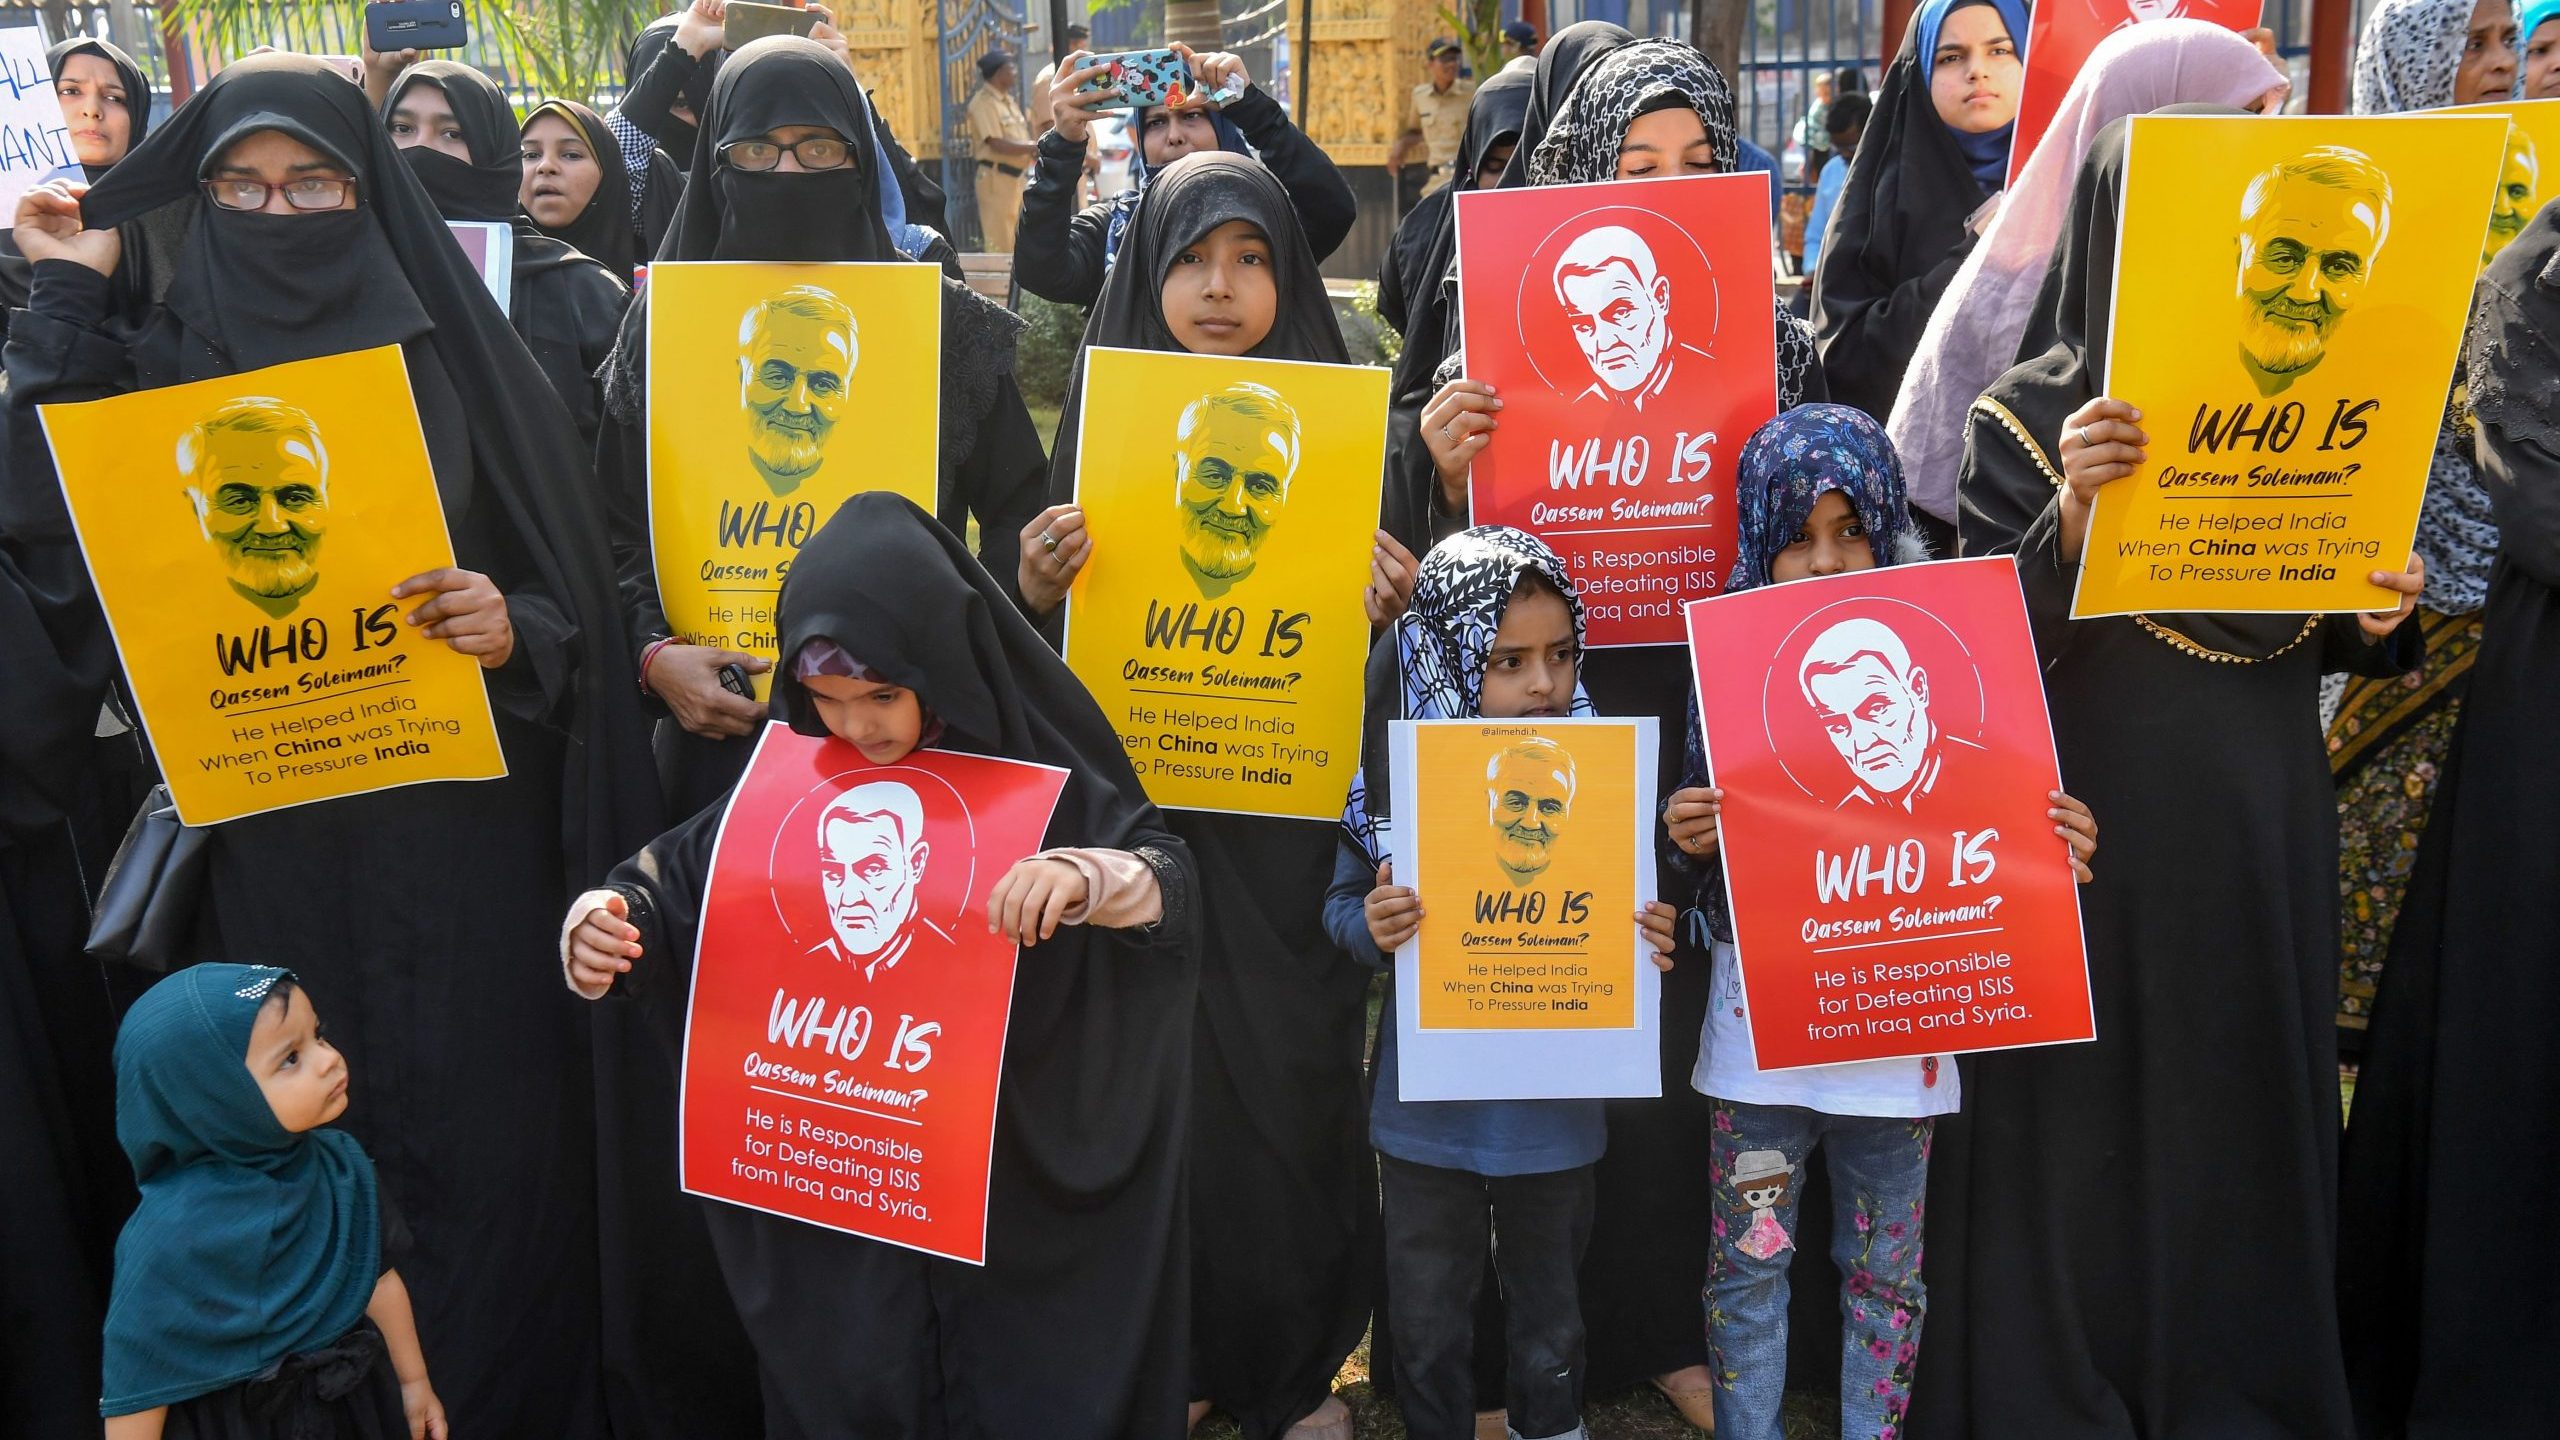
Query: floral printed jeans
[[1704, 1100, 1932, 1440]]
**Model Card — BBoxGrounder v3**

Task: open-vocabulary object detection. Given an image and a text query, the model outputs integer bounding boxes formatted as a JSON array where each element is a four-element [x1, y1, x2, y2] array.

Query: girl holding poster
[[1915, 118, 2421, 1438], [592, 36, 1049, 817], [1661, 404, 2097, 1440], [8, 53, 662, 1436], [562, 494, 1201, 1440], [1419, 38, 1825, 1406], [1328, 525, 1679, 1440], [1017, 150, 1403, 1440]]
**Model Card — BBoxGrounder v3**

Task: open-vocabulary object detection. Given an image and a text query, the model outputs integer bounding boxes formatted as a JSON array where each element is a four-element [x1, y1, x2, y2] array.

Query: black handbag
[[85, 784, 208, 974]]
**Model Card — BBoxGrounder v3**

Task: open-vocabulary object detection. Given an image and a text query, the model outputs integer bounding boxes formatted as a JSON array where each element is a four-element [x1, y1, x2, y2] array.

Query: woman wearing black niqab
[[1906, 115, 2418, 1439], [2335, 201, 2560, 1439], [384, 60, 631, 449], [568, 493, 1202, 1440], [1024, 150, 1381, 1440], [594, 36, 1049, 819], [2, 52, 682, 1438]]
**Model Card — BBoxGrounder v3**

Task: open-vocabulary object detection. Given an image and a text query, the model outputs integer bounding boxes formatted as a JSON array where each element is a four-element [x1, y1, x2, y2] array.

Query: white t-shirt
[[1692, 939, 1961, 1118]]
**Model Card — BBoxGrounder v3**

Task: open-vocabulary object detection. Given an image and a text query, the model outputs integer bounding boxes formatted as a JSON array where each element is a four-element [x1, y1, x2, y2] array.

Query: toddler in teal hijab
[[102, 964, 444, 1439]]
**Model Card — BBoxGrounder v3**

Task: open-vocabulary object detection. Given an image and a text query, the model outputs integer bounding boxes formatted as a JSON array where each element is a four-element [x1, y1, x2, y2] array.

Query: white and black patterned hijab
[[2352, 0, 2475, 114], [1342, 526, 1598, 864], [1515, 38, 1820, 409]]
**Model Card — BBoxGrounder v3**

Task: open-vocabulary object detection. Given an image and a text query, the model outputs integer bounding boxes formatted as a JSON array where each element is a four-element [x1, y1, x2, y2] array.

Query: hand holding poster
[[2076, 114, 2507, 618], [0, 27, 77, 210], [2006, 0, 2266, 188], [679, 724, 1068, 1265], [649, 261, 941, 688], [41, 345, 506, 825], [1062, 347, 1386, 819], [1389, 717, 1661, 1100], [1686, 558, 2092, 1069], [1456, 174, 1779, 647]]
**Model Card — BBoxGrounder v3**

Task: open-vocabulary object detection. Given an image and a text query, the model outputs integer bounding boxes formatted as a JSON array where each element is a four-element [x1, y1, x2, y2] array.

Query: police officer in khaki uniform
[[1389, 37, 1475, 212], [967, 48, 1036, 251]]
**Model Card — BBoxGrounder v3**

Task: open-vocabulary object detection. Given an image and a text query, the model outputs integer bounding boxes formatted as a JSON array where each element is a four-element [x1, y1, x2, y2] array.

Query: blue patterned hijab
[[1727, 402, 1926, 592], [1345, 526, 1598, 864], [101, 965, 380, 1415]]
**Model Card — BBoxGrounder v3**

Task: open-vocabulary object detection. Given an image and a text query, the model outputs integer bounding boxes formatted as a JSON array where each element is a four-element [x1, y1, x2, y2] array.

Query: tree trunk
[[1690, 0, 1744, 97], [1166, 0, 1223, 50]]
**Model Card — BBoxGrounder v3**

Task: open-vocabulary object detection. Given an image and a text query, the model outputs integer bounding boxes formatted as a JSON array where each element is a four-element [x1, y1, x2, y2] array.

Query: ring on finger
[[2075, 425, 2092, 448], [1040, 530, 1059, 553]]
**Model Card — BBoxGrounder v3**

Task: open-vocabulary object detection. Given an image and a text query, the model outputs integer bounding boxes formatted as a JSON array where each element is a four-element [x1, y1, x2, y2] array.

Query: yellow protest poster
[[1061, 347, 1386, 819], [2437, 99, 2560, 269], [647, 261, 941, 688], [2078, 113, 2507, 618], [1388, 717, 1661, 1100], [40, 345, 505, 826]]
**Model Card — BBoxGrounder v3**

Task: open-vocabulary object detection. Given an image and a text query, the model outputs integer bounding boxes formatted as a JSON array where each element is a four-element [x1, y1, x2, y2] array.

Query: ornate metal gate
[[936, 0, 1028, 250]]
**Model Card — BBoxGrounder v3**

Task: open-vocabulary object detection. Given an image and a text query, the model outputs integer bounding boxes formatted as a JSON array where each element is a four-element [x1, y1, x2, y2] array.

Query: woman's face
[[1929, 4, 2024, 135], [1161, 218, 1277, 355], [1474, 138, 1516, 189], [2528, 17, 2560, 97], [802, 673, 928, 765], [207, 129, 359, 215], [55, 52, 132, 168], [521, 112, 604, 228], [1770, 489, 1877, 583], [2458, 0, 2523, 102], [1616, 104, 1717, 179], [1141, 106, 1220, 167], [1479, 584, 1578, 719], [386, 80, 471, 159]]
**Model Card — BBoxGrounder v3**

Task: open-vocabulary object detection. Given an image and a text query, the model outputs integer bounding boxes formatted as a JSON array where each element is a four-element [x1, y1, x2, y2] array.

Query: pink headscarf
[[1888, 19, 2287, 523]]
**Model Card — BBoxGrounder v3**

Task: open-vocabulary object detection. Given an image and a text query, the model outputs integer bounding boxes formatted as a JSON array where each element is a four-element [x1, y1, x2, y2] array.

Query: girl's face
[[2457, 0, 2522, 103], [1929, 4, 2024, 135], [1162, 219, 1277, 355], [1770, 490, 1876, 583], [803, 673, 928, 765], [1616, 104, 1717, 179], [520, 112, 605, 228], [247, 985, 348, 1133], [56, 52, 132, 168], [2529, 17, 2560, 98], [387, 81, 470, 159], [1479, 583, 1579, 718], [1142, 106, 1220, 166]]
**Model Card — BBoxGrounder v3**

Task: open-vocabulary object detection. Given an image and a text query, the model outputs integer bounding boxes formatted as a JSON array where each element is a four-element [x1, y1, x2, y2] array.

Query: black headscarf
[[1379, 64, 1531, 397], [521, 97, 641, 284], [1495, 20, 1636, 190], [1049, 150, 1346, 502], [49, 36, 152, 181], [78, 52, 658, 874], [1960, 111, 2312, 657], [382, 60, 523, 223], [622, 14, 720, 159]]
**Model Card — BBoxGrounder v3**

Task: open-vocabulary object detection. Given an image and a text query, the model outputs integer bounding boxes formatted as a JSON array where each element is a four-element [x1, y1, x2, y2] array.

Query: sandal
[[1473, 1409, 1510, 1440], [1650, 1371, 1718, 1433], [1285, 1394, 1351, 1440]]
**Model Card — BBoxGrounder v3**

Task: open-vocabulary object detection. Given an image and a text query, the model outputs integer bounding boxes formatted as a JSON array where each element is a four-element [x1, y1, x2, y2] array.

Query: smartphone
[[365, 0, 468, 53], [724, 0, 818, 48], [716, 664, 755, 698], [1074, 48, 1192, 110]]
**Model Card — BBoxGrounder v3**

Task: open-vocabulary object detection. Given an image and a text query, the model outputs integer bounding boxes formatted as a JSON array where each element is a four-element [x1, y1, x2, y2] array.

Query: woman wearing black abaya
[[385, 61, 631, 449], [595, 37, 1049, 820], [1016, 151, 1388, 1440], [1907, 116, 2423, 1439], [1808, 0, 2026, 428], [615, 9, 716, 254], [3, 53, 682, 1437], [1419, 40, 1824, 1414], [0, 38, 153, 334], [2336, 202, 2560, 1440], [563, 492, 1201, 1440], [522, 97, 642, 287]]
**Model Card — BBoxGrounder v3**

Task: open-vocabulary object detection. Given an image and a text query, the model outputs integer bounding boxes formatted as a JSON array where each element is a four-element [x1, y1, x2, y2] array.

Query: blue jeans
[[1704, 1100, 1931, 1440]]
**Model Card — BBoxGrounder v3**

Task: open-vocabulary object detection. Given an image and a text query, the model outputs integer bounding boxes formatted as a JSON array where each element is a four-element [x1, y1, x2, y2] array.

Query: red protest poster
[[1685, 557, 2092, 1069], [678, 723, 1068, 1264], [1456, 173, 1778, 648], [2008, 0, 2265, 187]]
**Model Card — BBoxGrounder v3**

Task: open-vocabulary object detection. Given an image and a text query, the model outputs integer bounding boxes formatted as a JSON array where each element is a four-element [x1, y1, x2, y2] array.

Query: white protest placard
[[0, 27, 78, 211]]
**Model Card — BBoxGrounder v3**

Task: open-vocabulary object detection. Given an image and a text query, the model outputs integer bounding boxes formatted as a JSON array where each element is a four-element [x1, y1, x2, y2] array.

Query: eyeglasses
[[721, 136, 856, 172], [202, 177, 354, 212]]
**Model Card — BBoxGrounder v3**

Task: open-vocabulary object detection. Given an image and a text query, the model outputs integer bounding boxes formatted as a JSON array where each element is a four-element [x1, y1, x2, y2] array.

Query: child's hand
[[988, 857, 1088, 945], [1364, 861, 1422, 951], [1638, 900, 1678, 969], [2359, 554, 2422, 640], [401, 1376, 447, 1440], [567, 893, 640, 999], [1366, 530, 1419, 627], [1664, 785, 1723, 859], [2050, 790, 2098, 883]]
